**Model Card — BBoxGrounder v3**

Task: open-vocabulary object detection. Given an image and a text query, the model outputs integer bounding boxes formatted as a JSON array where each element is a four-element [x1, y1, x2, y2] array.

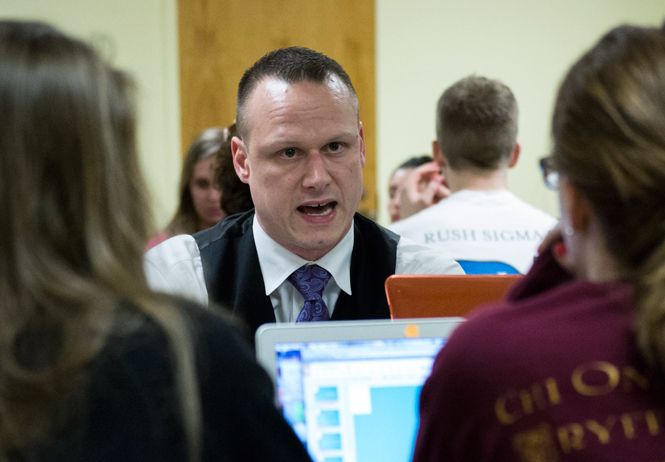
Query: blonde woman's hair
[[0, 21, 200, 459], [552, 24, 665, 371]]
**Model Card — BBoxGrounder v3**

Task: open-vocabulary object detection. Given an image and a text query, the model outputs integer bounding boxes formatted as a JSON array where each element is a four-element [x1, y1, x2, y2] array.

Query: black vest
[[194, 210, 400, 337]]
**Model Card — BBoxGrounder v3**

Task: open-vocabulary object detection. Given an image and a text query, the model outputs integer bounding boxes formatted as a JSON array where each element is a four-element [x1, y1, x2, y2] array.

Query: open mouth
[[298, 201, 337, 216]]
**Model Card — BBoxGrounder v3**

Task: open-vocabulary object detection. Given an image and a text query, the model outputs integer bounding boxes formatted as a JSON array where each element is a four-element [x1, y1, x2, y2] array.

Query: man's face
[[232, 77, 365, 261]]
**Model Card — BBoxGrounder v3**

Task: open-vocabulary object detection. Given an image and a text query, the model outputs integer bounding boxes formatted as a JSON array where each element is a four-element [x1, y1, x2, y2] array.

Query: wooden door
[[178, 0, 377, 217]]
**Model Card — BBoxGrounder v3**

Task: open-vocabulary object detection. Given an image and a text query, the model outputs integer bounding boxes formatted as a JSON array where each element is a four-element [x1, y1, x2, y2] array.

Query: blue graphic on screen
[[319, 433, 342, 450], [315, 387, 338, 401], [317, 410, 340, 427], [274, 336, 452, 462], [354, 386, 422, 462]]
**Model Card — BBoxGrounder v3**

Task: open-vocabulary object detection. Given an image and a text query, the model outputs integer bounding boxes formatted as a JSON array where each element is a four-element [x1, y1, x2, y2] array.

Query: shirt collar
[[252, 215, 354, 296]]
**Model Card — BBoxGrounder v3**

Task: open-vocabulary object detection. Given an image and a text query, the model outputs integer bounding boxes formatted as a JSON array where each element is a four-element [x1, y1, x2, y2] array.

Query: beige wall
[[3, 1, 665, 228], [376, 0, 665, 225], [1, 0, 181, 228]]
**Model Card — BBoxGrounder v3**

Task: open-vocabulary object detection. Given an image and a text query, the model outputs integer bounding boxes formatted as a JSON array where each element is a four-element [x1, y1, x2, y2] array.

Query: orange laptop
[[385, 274, 522, 319]]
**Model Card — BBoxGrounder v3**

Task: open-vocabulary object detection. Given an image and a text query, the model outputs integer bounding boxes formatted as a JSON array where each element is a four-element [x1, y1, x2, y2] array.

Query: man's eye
[[282, 148, 296, 158], [329, 142, 341, 151]]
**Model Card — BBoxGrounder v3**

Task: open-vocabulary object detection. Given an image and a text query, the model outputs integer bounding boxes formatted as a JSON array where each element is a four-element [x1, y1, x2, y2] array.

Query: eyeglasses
[[539, 157, 559, 191]]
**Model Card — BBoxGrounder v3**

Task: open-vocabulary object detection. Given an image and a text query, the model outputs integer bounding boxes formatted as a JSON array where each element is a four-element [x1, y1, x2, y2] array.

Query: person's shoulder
[[501, 191, 557, 223], [395, 235, 465, 275], [102, 298, 255, 391], [144, 235, 208, 304], [433, 278, 627, 399], [85, 299, 264, 459], [176, 298, 253, 355], [429, 296, 545, 387], [388, 209, 427, 234], [353, 212, 400, 243], [388, 197, 454, 235], [174, 296, 240, 333], [194, 209, 255, 250], [444, 270, 607, 362], [105, 297, 239, 352], [145, 234, 200, 268]]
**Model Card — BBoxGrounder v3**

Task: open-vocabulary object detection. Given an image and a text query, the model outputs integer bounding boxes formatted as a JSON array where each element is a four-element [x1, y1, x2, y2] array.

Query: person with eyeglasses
[[412, 24, 665, 461], [389, 76, 557, 275]]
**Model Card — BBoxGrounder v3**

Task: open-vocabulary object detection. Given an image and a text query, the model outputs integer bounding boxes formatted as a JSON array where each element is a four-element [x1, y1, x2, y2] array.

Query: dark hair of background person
[[0, 20, 201, 459], [388, 155, 435, 223], [436, 75, 518, 172], [213, 123, 254, 215], [235, 46, 358, 140], [167, 127, 224, 236], [398, 155, 434, 170], [551, 24, 665, 372]]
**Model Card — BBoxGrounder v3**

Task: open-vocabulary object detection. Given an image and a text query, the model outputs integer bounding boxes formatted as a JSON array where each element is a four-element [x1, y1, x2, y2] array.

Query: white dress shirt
[[144, 215, 464, 320], [253, 216, 352, 322]]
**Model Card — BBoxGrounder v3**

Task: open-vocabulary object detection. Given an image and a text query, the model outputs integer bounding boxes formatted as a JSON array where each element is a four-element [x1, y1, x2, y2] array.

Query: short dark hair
[[398, 155, 433, 170], [235, 47, 357, 139], [436, 76, 518, 171]]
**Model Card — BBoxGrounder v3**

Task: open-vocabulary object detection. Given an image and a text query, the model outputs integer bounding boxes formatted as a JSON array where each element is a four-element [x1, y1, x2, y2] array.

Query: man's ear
[[508, 141, 521, 168], [358, 121, 366, 168], [560, 179, 592, 233], [432, 140, 447, 168], [232, 136, 251, 184]]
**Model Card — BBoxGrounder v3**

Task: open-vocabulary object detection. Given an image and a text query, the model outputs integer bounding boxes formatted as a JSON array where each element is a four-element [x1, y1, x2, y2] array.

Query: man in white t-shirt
[[390, 76, 556, 274]]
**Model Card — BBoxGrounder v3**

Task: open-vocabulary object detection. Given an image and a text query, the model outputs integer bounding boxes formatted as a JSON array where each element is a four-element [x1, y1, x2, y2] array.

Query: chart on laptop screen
[[275, 338, 446, 462]]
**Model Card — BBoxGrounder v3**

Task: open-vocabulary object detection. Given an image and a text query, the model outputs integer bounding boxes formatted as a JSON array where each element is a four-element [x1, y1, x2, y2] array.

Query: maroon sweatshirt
[[413, 249, 665, 462]]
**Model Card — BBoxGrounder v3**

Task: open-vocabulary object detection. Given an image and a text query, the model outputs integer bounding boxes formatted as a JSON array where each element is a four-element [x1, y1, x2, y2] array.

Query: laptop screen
[[256, 319, 463, 462]]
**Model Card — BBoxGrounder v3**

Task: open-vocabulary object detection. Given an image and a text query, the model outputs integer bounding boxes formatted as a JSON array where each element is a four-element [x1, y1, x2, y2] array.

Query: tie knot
[[288, 264, 332, 302]]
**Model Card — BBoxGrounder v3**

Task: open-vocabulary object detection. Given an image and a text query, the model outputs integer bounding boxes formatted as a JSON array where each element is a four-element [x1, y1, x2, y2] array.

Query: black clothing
[[36, 299, 312, 462], [194, 210, 400, 337]]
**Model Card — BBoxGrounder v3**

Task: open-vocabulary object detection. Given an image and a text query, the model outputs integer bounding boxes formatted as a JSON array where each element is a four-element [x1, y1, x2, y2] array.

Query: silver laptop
[[255, 318, 464, 462]]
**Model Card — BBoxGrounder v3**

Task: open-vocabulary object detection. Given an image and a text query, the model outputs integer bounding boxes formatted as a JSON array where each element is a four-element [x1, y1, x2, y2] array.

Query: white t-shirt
[[389, 190, 557, 274], [144, 215, 464, 321]]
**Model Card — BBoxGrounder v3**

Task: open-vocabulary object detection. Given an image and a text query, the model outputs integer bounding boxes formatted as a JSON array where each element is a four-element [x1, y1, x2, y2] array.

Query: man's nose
[[302, 152, 332, 189]]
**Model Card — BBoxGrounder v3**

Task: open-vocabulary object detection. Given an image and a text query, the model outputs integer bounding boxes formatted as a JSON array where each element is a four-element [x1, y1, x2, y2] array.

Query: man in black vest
[[145, 47, 462, 337]]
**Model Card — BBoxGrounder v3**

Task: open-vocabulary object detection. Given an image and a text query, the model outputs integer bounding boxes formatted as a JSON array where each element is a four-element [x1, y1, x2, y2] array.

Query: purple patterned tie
[[288, 264, 332, 322]]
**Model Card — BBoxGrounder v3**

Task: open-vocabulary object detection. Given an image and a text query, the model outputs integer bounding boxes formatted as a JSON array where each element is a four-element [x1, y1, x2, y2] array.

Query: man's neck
[[445, 168, 509, 193]]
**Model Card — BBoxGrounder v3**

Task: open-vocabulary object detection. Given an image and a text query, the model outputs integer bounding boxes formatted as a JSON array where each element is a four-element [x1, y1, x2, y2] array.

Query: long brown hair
[[552, 24, 665, 370], [167, 128, 225, 236], [0, 21, 200, 458]]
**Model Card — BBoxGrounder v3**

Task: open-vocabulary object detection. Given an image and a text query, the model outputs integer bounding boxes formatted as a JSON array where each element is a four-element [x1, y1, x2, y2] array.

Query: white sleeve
[[395, 236, 465, 275], [143, 234, 209, 304]]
